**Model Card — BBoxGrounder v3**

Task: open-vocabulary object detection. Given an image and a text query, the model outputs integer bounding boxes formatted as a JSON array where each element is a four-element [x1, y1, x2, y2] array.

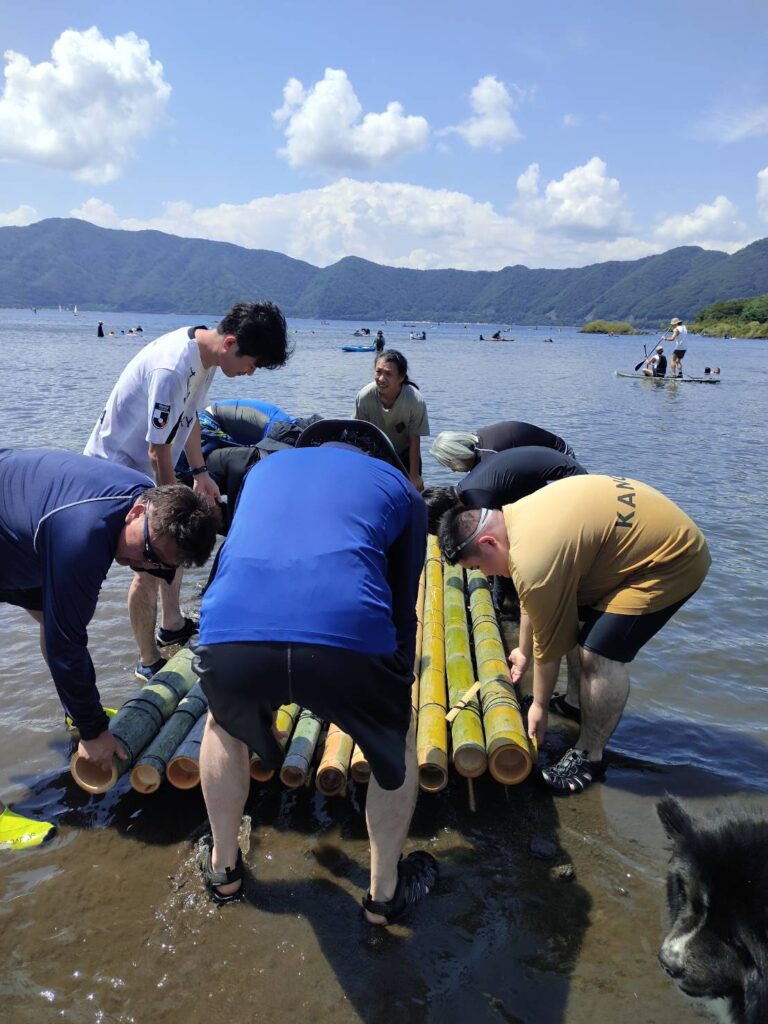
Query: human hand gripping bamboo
[[77, 730, 128, 774]]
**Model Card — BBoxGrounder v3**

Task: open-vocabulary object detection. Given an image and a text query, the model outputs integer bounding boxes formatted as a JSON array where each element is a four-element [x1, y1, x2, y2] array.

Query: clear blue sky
[[1, 0, 766, 269]]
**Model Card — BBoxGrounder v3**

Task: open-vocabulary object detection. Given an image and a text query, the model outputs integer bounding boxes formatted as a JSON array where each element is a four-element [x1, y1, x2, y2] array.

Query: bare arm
[[183, 418, 221, 502], [408, 434, 423, 492]]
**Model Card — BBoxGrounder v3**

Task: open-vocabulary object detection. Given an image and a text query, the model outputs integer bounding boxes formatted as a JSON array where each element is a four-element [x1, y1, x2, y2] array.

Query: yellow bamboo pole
[[70, 648, 198, 794], [411, 565, 426, 715], [279, 708, 322, 788], [443, 563, 487, 778], [315, 724, 354, 797], [349, 744, 370, 784], [416, 537, 448, 792], [250, 703, 301, 782], [467, 570, 535, 784]]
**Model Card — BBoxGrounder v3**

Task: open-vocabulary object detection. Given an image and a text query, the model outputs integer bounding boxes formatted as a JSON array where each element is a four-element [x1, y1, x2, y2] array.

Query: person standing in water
[[353, 349, 429, 492], [374, 330, 385, 353]]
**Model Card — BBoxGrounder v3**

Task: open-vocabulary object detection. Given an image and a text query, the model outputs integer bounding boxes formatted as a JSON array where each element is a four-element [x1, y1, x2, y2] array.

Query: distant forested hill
[[1, 218, 767, 325]]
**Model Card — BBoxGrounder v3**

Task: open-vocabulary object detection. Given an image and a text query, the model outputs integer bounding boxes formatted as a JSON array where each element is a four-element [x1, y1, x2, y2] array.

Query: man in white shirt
[[85, 301, 290, 680], [667, 318, 689, 378]]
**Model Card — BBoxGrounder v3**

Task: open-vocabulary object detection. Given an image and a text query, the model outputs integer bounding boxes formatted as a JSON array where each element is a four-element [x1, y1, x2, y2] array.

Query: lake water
[[1, 307, 766, 1024]]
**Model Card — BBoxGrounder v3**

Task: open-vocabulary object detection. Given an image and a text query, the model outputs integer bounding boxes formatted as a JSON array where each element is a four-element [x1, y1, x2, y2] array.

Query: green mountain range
[[1, 217, 767, 325]]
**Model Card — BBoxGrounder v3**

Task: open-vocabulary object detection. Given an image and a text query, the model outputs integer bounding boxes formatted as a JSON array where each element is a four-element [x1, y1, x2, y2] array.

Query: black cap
[[296, 418, 406, 474]]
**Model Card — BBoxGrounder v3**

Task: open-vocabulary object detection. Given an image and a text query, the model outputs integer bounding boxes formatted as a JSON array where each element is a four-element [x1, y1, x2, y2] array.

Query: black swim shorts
[[194, 641, 413, 790], [0, 587, 43, 611], [672, 348, 687, 358], [577, 592, 697, 663]]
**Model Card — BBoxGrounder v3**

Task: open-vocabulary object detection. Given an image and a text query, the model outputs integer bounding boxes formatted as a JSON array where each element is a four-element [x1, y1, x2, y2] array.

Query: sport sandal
[[362, 851, 438, 924], [548, 693, 582, 723], [198, 837, 244, 905], [540, 747, 606, 795]]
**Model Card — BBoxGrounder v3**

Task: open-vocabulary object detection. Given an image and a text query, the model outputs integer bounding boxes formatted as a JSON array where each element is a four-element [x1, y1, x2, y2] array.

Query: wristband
[[190, 465, 208, 476]]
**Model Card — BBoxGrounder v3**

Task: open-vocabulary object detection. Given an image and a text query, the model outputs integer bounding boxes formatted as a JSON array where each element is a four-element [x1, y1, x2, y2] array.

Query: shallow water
[[1, 308, 766, 1024]]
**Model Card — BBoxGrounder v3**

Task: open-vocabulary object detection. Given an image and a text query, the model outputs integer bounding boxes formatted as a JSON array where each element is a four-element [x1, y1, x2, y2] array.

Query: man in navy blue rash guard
[[195, 419, 438, 923], [0, 449, 218, 775]]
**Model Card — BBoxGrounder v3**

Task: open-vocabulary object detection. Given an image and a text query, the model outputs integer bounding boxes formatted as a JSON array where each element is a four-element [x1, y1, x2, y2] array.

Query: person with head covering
[[431, 420, 575, 474], [641, 346, 667, 378], [436, 474, 710, 796], [666, 318, 689, 378], [353, 349, 429, 492], [194, 420, 436, 921]]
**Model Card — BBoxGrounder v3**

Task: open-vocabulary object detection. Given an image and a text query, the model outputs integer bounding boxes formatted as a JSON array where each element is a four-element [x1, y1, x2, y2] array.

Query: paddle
[[634, 346, 649, 372]]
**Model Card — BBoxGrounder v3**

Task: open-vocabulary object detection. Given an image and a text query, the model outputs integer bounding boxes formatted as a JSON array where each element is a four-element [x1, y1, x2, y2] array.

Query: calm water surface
[[0, 308, 766, 1024]]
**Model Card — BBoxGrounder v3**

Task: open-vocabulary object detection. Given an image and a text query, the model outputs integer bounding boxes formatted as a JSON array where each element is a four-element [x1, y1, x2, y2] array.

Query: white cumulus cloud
[[273, 68, 429, 172], [69, 175, 665, 272], [443, 75, 524, 148], [758, 168, 768, 223], [655, 195, 745, 244], [0, 203, 38, 226], [0, 27, 170, 182], [515, 156, 632, 236]]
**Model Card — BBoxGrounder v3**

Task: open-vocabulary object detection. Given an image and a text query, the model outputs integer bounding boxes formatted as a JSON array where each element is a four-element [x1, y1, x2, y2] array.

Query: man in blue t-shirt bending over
[[195, 419, 437, 923], [0, 450, 218, 787]]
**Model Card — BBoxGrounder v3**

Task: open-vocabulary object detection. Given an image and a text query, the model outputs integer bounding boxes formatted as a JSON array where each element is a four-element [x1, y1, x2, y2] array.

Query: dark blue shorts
[[0, 587, 43, 611], [578, 592, 697, 663], [195, 641, 413, 790]]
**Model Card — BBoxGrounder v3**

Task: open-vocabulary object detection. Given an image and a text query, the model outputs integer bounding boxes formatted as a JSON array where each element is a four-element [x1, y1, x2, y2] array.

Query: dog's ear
[[657, 795, 694, 843]]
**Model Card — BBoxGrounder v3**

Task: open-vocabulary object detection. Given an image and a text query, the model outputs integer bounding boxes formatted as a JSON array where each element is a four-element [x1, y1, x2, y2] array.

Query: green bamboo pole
[[443, 563, 487, 778], [166, 714, 206, 789], [466, 570, 535, 784], [70, 648, 199, 794], [279, 708, 323, 788], [349, 744, 370, 784], [416, 537, 449, 792], [315, 723, 354, 796], [250, 703, 301, 782], [130, 683, 208, 794]]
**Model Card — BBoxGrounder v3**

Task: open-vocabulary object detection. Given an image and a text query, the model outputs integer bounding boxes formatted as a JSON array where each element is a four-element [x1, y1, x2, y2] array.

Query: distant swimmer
[[97, 321, 105, 338]]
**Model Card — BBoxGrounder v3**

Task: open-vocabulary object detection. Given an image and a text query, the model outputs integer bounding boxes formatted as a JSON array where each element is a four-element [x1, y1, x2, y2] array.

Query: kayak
[[340, 345, 376, 352], [615, 372, 721, 384]]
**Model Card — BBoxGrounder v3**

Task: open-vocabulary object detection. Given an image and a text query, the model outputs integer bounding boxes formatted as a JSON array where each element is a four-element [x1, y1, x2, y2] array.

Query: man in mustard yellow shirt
[[437, 475, 710, 794]]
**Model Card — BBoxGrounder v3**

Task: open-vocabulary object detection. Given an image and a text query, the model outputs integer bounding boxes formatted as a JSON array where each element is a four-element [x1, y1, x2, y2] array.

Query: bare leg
[[158, 569, 186, 634], [576, 649, 630, 761], [364, 719, 418, 923], [128, 572, 161, 666], [564, 646, 581, 706], [199, 713, 250, 896]]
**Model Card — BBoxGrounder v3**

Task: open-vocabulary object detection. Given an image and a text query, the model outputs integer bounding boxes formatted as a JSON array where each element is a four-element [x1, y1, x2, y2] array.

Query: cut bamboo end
[[129, 763, 162, 794], [280, 764, 307, 789], [453, 745, 488, 778], [69, 750, 118, 794], [316, 766, 346, 797], [418, 761, 449, 793], [165, 755, 200, 789], [349, 746, 371, 784], [488, 744, 534, 785], [249, 756, 275, 783]]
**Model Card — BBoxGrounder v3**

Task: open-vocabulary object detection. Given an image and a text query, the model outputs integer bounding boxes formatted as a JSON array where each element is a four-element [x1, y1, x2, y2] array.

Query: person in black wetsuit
[[431, 419, 576, 473], [642, 346, 667, 378], [423, 446, 587, 613]]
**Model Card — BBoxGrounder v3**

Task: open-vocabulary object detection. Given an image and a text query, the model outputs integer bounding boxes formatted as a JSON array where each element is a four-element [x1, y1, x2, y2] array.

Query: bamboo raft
[[69, 541, 535, 800]]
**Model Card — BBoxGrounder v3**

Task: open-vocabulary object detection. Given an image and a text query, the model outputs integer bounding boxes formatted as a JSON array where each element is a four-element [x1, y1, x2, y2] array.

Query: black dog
[[657, 795, 768, 1023]]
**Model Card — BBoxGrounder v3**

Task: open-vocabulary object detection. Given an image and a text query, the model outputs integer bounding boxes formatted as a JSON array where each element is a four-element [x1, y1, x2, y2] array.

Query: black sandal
[[362, 851, 438, 924], [548, 693, 582, 723], [540, 748, 606, 795], [198, 837, 244, 905]]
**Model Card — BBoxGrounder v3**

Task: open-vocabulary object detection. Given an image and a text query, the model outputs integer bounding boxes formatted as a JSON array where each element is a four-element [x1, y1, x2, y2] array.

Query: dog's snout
[[658, 947, 684, 979]]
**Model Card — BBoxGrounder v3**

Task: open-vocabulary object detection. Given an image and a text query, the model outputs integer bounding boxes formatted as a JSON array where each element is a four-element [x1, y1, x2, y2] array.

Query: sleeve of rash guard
[[146, 368, 186, 445], [36, 506, 116, 739], [386, 488, 428, 671]]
